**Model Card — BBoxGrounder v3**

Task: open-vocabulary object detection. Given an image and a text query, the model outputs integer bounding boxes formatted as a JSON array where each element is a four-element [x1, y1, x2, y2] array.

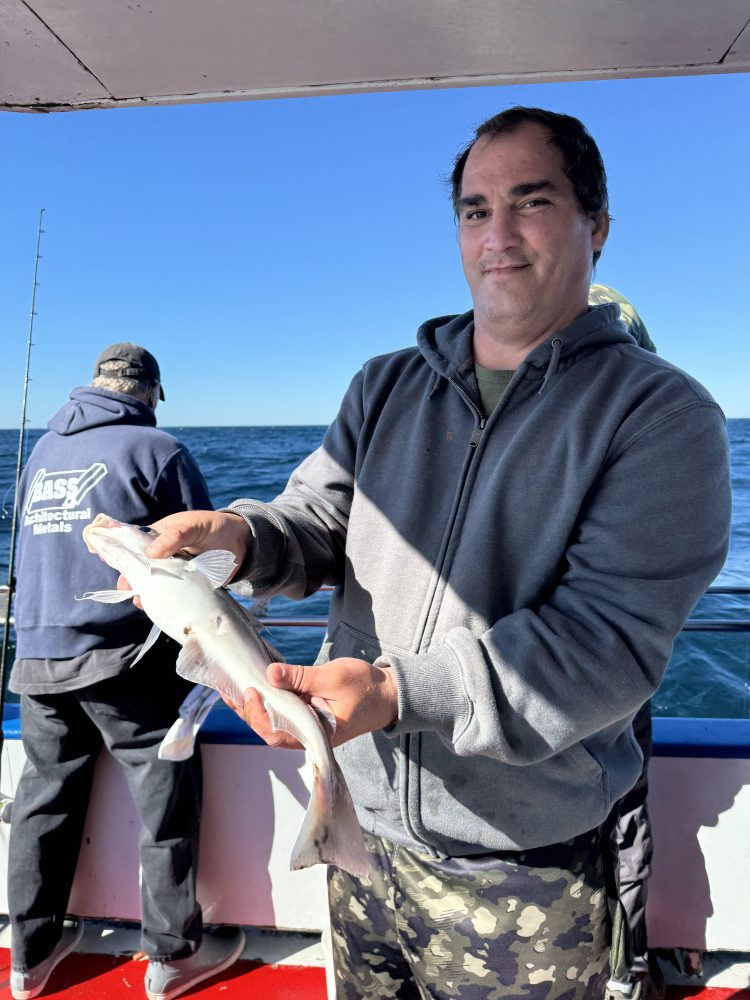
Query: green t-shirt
[[474, 364, 514, 417]]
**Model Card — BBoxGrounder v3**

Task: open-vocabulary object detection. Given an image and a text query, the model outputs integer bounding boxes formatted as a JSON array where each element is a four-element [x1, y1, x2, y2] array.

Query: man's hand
[[146, 510, 250, 569], [116, 509, 251, 604], [226, 658, 399, 749]]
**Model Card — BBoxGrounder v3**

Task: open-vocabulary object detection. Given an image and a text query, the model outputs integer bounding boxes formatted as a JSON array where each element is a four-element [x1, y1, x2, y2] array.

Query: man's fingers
[[143, 512, 250, 571], [267, 662, 311, 693], [146, 527, 198, 559], [242, 685, 303, 749]]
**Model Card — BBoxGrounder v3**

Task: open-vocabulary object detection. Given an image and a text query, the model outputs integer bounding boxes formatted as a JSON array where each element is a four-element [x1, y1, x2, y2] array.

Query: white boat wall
[[1, 706, 750, 987], [0, 706, 329, 933]]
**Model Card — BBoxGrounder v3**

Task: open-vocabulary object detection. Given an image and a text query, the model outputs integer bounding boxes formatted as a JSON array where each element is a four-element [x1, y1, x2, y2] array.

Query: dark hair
[[450, 107, 609, 263]]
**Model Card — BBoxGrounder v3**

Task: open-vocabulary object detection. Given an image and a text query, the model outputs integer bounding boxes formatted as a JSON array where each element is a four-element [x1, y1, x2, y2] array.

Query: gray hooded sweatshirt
[[228, 303, 731, 855]]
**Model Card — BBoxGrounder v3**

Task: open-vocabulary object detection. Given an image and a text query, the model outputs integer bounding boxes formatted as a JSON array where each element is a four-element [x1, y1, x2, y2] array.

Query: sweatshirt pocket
[[565, 739, 607, 791], [327, 620, 411, 662]]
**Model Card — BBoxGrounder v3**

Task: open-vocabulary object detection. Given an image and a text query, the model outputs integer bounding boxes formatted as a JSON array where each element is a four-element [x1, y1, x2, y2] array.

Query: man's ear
[[591, 211, 610, 254]]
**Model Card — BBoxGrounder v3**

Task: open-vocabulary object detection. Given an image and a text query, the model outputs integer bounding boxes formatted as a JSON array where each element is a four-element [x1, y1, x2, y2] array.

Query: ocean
[[1, 421, 748, 719]]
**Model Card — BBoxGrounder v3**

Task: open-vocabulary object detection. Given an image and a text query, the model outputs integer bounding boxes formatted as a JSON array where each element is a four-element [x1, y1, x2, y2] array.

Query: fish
[[79, 512, 369, 878]]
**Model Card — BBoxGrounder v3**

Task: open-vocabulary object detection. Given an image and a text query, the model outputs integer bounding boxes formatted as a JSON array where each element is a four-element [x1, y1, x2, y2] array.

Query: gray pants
[[8, 637, 203, 970]]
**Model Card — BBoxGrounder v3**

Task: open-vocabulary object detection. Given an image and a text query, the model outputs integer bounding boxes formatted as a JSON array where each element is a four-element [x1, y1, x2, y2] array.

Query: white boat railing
[[1, 584, 749, 630]]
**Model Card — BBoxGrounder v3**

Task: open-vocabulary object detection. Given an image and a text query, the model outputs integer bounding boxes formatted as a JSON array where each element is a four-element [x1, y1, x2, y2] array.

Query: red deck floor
[[2, 949, 749, 999], [0, 948, 326, 999]]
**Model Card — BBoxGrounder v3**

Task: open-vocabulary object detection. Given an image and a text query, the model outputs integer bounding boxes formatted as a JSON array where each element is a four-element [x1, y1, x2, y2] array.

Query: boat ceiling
[[2, 0, 749, 113]]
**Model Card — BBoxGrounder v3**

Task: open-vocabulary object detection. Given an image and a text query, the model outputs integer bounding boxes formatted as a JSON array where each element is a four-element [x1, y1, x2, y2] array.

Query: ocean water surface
[[1, 421, 748, 719]]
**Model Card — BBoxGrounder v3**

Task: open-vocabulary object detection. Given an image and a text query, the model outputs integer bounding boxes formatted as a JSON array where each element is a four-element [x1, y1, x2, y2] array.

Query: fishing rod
[[0, 209, 46, 811]]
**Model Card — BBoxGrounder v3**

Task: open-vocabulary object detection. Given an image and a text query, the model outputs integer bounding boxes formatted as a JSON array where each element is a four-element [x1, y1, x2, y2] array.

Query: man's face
[[457, 123, 609, 346]]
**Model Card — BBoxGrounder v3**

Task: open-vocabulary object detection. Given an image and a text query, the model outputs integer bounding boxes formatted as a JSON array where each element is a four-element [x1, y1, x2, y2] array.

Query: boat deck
[[2, 952, 749, 1000], [0, 948, 325, 999], [0, 922, 329, 999], [1, 944, 748, 1000]]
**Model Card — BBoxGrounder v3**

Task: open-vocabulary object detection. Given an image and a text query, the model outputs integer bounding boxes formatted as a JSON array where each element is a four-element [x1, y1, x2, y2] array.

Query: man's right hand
[[146, 510, 251, 576], [116, 511, 252, 600]]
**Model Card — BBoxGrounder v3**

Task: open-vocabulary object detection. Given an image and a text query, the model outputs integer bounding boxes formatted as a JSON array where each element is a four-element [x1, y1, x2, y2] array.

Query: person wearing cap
[[7, 344, 245, 1000]]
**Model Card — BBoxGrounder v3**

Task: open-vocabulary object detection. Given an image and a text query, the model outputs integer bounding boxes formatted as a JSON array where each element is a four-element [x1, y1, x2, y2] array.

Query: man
[[7, 343, 244, 1000], [138, 109, 731, 997]]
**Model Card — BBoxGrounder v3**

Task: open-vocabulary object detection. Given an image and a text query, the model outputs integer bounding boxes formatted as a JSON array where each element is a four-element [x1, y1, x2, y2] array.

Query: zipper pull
[[469, 418, 486, 448]]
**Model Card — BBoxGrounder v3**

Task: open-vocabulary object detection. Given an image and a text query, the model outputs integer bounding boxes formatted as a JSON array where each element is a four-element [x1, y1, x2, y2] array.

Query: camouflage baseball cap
[[588, 284, 656, 354]]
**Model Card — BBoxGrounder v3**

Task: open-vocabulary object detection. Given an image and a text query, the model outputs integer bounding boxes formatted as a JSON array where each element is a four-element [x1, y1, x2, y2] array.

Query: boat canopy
[[2, 0, 749, 113]]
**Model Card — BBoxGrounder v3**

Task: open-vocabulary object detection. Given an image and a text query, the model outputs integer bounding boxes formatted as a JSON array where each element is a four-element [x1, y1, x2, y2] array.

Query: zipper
[[416, 377, 487, 647], [400, 376, 486, 853], [449, 378, 485, 444], [469, 418, 486, 448]]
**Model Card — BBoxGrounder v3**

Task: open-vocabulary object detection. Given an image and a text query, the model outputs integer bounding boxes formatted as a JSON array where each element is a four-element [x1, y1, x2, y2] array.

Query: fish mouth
[[82, 513, 124, 554], [90, 513, 123, 530]]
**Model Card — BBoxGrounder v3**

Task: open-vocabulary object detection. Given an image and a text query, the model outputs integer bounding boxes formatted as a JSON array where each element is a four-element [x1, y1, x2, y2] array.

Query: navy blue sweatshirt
[[11, 387, 211, 687]]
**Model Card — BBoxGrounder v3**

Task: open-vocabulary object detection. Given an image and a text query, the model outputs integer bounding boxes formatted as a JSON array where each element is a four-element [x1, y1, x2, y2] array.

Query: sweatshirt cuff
[[221, 499, 288, 588], [375, 644, 472, 739]]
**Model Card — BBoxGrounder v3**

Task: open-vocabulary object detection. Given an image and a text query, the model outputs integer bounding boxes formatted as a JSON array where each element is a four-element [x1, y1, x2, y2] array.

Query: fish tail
[[290, 757, 370, 879]]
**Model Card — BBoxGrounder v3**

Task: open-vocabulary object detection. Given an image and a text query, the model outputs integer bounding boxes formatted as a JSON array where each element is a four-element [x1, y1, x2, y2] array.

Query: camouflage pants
[[328, 828, 610, 999]]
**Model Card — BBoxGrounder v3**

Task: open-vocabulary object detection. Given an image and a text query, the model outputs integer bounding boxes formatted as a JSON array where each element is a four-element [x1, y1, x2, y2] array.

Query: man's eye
[[521, 199, 550, 209], [465, 209, 488, 221]]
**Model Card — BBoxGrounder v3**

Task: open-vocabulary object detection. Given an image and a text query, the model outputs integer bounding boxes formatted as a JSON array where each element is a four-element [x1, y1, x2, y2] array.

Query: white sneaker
[[10, 919, 85, 1000], [144, 927, 245, 1000]]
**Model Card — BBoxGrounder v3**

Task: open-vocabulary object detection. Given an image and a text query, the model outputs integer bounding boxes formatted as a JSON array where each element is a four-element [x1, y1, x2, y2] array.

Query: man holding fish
[[114, 109, 731, 998]]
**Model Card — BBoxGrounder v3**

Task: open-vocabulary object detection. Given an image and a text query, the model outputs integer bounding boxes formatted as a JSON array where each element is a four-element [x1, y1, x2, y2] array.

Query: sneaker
[[10, 919, 85, 1000], [606, 956, 666, 1000], [144, 927, 246, 1000], [605, 977, 641, 1000]]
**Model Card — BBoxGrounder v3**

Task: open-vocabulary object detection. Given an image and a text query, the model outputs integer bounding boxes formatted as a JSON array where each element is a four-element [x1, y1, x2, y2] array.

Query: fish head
[[83, 513, 159, 578]]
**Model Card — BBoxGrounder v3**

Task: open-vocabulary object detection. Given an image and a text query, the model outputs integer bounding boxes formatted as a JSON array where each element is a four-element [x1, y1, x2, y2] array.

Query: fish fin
[[311, 697, 337, 734], [158, 717, 199, 761], [290, 753, 370, 878], [179, 684, 222, 721], [175, 637, 244, 704], [264, 701, 309, 744], [131, 623, 162, 667], [158, 686, 221, 760], [188, 549, 238, 589], [76, 589, 135, 604]]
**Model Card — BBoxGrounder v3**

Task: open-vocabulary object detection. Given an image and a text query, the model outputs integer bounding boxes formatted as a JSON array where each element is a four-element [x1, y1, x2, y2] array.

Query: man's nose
[[483, 209, 521, 251]]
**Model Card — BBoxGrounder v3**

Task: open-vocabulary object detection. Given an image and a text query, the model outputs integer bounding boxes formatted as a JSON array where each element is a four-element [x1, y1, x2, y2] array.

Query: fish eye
[[138, 525, 156, 535]]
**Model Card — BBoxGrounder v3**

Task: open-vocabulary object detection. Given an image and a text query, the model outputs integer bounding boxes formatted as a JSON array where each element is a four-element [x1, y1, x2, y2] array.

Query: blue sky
[[1, 71, 748, 428]]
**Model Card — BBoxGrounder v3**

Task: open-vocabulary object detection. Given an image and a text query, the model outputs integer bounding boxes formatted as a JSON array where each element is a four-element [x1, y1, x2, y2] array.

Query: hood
[[416, 303, 637, 385], [47, 386, 157, 436]]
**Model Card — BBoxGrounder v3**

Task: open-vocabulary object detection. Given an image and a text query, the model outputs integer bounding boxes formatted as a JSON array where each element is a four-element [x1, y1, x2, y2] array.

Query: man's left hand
[[225, 658, 398, 749]]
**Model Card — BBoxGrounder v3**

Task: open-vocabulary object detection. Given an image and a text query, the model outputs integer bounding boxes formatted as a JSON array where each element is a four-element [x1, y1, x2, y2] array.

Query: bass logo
[[24, 463, 108, 513], [23, 463, 108, 535]]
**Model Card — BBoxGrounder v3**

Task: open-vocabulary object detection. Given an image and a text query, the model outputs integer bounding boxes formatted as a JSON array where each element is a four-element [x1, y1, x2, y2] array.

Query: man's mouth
[[480, 261, 529, 275]]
